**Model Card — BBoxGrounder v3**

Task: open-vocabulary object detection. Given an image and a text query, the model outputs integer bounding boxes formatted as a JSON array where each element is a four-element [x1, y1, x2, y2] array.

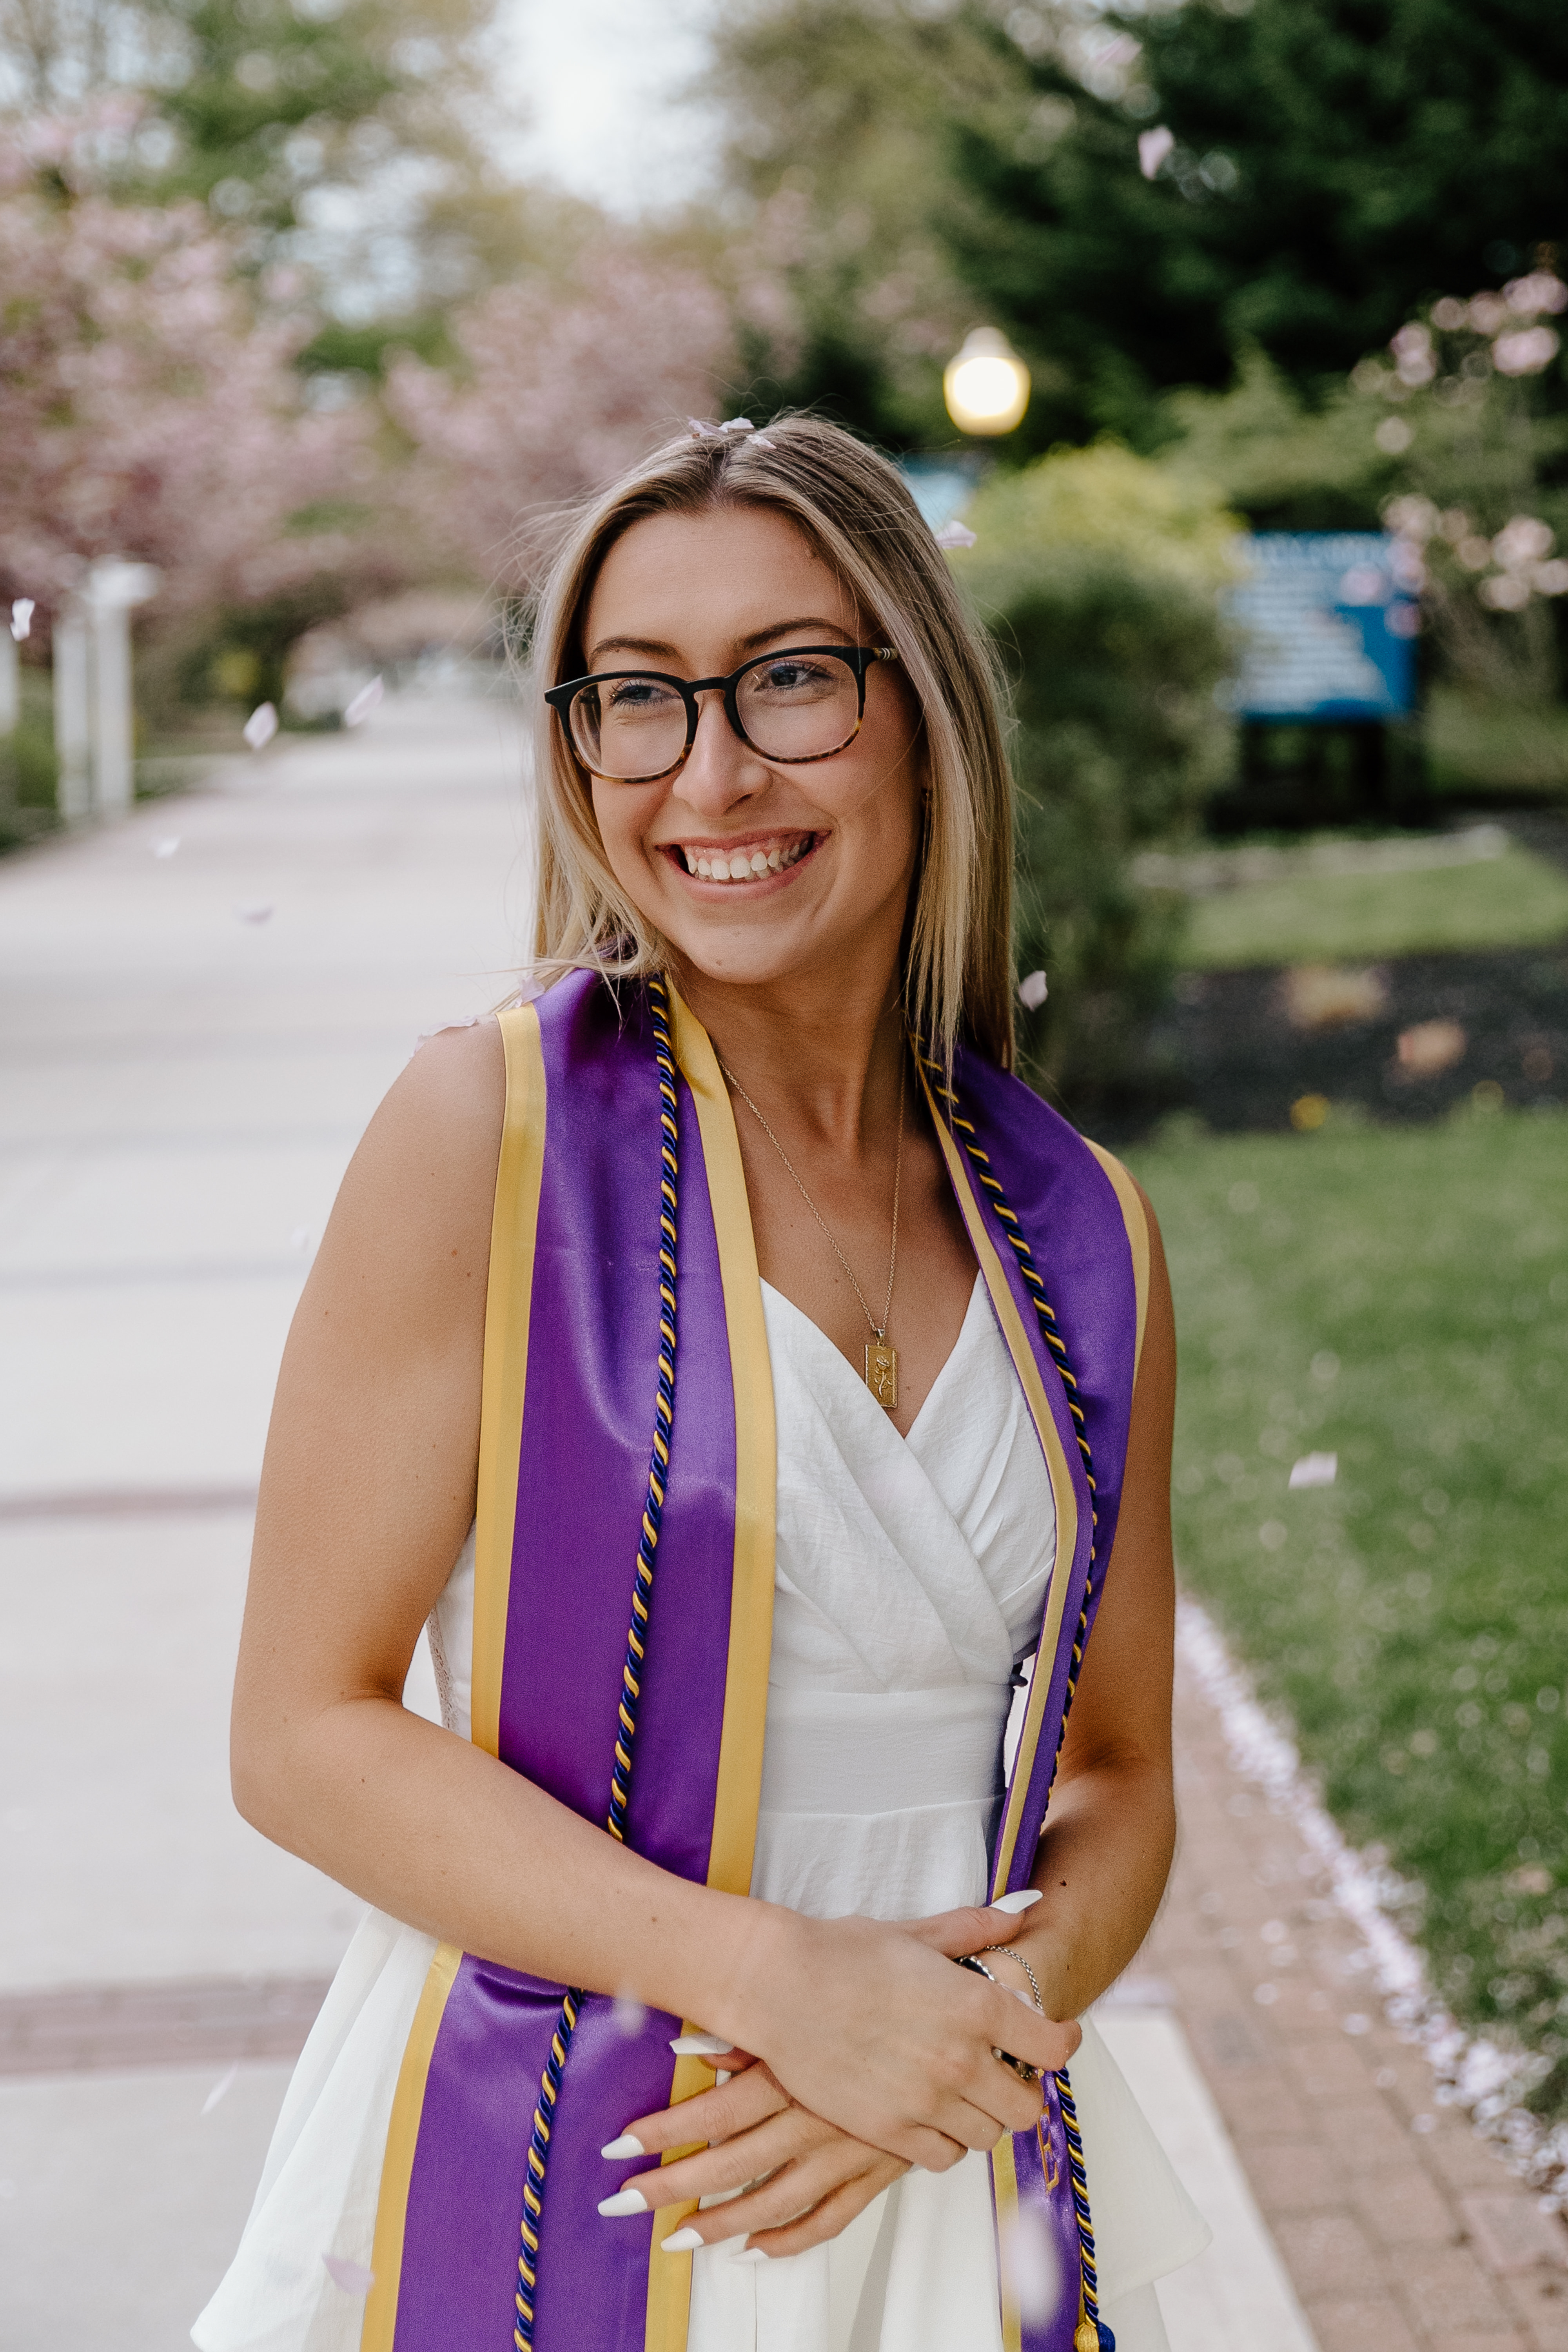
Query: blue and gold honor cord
[[514, 975, 682, 2350]]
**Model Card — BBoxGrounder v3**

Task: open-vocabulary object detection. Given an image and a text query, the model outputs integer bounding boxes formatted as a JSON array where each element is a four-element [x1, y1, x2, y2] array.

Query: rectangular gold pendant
[[864, 1339, 898, 1411]]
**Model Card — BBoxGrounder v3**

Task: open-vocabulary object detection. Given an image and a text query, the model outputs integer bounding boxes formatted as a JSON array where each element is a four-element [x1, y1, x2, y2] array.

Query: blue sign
[[898, 458, 980, 534], [1225, 533, 1420, 722]]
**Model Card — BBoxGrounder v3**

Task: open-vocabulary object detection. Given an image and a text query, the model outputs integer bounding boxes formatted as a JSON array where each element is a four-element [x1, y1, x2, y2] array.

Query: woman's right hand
[[721, 1899, 1080, 2171]]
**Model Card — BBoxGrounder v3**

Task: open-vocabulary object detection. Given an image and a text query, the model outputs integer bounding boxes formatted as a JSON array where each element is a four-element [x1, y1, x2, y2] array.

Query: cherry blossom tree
[[385, 251, 733, 593], [1361, 270, 1568, 702], [0, 116, 391, 643]]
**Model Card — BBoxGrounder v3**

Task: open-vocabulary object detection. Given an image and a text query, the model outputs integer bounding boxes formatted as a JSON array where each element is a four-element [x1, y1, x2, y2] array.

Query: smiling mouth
[[664, 832, 819, 884]]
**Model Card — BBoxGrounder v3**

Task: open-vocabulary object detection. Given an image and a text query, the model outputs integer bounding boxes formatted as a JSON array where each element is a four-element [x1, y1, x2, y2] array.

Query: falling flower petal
[[201, 2062, 240, 2115], [934, 520, 976, 549], [343, 677, 384, 728], [242, 702, 278, 751], [10, 598, 34, 642], [1138, 125, 1174, 180], [235, 902, 274, 924], [1017, 969, 1048, 1011], [322, 2254, 374, 2296], [1283, 965, 1386, 1031], [612, 1993, 648, 2037], [1000, 2203, 1061, 2324], [1288, 1452, 1338, 1490], [152, 836, 181, 858], [1396, 1019, 1466, 1076]]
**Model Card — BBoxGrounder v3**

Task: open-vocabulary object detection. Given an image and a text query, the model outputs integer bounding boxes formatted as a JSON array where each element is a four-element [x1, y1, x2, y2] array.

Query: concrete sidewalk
[[0, 695, 522, 2341]]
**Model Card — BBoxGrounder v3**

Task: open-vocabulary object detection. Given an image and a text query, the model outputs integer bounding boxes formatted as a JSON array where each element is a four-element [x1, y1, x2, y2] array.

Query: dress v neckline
[[759, 1270, 987, 1451]]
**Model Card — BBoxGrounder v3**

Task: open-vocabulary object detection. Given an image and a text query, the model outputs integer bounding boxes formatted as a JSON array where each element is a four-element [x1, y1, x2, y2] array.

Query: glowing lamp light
[[944, 328, 1030, 437]]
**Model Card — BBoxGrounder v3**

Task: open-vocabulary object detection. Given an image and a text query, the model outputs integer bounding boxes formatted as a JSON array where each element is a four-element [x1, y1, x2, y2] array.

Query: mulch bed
[[1131, 942, 1568, 1136], [1094, 808, 1568, 1142]]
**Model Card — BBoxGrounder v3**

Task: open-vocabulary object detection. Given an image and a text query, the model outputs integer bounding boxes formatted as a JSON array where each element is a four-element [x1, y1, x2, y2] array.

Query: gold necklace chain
[[717, 1048, 906, 1403]]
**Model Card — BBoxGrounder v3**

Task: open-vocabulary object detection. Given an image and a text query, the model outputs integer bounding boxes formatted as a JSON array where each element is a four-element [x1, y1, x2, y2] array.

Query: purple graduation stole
[[360, 969, 1149, 2352]]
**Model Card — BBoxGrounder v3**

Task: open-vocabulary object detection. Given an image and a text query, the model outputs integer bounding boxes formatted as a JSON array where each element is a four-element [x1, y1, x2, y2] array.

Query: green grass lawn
[[1126, 1107, 1568, 2116], [1178, 842, 1568, 970]]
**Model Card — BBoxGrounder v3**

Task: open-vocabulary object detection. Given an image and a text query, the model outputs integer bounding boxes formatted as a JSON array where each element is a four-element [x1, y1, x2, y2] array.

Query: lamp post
[[943, 328, 1031, 437]]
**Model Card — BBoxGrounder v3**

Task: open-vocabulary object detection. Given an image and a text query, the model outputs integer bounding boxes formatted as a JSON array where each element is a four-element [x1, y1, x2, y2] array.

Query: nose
[[677, 689, 769, 817]]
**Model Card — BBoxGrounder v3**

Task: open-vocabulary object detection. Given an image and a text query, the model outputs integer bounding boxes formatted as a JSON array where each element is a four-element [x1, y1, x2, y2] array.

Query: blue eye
[[607, 678, 674, 710], [752, 659, 835, 695]]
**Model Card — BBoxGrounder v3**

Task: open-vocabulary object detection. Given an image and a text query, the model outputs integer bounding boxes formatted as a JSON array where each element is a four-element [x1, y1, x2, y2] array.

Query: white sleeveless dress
[[194, 1276, 1207, 2352]]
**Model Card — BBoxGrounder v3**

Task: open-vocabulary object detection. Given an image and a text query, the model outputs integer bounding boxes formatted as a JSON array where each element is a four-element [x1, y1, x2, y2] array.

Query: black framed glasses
[[544, 644, 899, 783]]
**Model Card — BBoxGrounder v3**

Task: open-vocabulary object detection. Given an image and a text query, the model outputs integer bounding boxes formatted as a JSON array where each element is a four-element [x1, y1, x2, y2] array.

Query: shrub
[[951, 444, 1239, 1109]]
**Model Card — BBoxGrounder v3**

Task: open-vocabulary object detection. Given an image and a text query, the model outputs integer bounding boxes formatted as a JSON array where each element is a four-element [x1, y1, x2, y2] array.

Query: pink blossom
[[1492, 325, 1560, 377], [0, 122, 385, 631], [387, 250, 731, 592]]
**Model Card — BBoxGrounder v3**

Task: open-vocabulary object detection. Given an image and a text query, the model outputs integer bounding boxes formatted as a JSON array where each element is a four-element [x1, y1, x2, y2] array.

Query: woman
[[195, 415, 1206, 2352]]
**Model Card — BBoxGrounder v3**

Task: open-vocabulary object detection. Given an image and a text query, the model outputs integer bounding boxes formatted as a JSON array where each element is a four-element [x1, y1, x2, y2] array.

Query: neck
[[671, 957, 906, 1155]]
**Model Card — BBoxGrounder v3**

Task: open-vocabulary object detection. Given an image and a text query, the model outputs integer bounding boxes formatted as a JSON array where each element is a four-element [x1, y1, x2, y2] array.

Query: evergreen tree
[[947, 0, 1568, 443]]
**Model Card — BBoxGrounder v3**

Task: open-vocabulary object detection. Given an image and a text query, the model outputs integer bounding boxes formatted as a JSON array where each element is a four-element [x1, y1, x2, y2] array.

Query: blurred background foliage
[[951, 444, 1240, 1098], [8, 0, 1568, 1071]]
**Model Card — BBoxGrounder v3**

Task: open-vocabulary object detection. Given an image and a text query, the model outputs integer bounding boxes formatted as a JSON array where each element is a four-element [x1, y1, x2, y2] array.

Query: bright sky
[[496, 0, 724, 217]]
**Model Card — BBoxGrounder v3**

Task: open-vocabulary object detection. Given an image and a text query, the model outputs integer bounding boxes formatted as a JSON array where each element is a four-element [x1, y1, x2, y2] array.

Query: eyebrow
[[585, 616, 855, 669]]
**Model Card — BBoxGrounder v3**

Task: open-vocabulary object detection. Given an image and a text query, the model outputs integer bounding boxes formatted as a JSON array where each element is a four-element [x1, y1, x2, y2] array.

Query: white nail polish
[[732, 2246, 768, 2263], [597, 2189, 648, 2218], [661, 2227, 704, 2253], [990, 1888, 1043, 1914], [600, 2134, 645, 2161], [670, 2033, 733, 2056]]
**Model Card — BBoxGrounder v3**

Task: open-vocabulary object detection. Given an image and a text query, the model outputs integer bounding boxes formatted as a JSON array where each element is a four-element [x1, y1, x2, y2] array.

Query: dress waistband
[[757, 1683, 1010, 1818]]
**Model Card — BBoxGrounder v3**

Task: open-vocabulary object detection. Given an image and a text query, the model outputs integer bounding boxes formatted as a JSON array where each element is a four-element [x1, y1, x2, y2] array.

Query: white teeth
[[679, 837, 812, 881]]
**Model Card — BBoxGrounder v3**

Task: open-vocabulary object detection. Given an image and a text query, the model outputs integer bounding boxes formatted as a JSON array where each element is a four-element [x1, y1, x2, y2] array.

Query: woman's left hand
[[603, 2056, 909, 2258]]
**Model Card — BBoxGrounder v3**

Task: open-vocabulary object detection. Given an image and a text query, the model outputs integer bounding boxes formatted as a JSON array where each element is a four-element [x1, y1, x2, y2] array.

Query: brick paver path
[[1143, 1641, 1568, 2352]]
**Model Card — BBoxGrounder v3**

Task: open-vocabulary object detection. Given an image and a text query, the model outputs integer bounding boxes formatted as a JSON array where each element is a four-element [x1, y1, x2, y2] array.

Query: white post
[[87, 560, 159, 818], [0, 630, 17, 737], [53, 607, 93, 824]]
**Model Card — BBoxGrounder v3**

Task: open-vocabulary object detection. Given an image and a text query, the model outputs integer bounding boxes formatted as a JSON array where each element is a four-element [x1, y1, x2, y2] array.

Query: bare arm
[[1003, 1179, 1179, 2016], [231, 1022, 1070, 2174]]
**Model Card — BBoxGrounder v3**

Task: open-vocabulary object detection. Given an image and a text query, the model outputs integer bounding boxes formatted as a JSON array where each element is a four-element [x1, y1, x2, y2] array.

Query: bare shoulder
[[1126, 1173, 1170, 1277], [304, 1016, 507, 1348]]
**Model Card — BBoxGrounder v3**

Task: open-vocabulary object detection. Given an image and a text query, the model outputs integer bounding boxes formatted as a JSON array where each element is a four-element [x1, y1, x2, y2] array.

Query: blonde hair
[[527, 414, 1016, 1069]]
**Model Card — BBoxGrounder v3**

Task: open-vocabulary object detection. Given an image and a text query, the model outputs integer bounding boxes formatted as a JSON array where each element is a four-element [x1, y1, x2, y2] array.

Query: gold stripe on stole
[[360, 1942, 463, 2352], [991, 2126, 1026, 2352], [1084, 1140, 1151, 1380], [644, 989, 779, 2352], [915, 1067, 1079, 1896], [915, 1069, 1083, 2285], [359, 1003, 548, 2350], [473, 1000, 548, 1758]]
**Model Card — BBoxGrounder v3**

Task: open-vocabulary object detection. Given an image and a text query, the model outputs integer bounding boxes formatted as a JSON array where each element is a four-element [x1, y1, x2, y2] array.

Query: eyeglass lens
[[569, 652, 862, 780]]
